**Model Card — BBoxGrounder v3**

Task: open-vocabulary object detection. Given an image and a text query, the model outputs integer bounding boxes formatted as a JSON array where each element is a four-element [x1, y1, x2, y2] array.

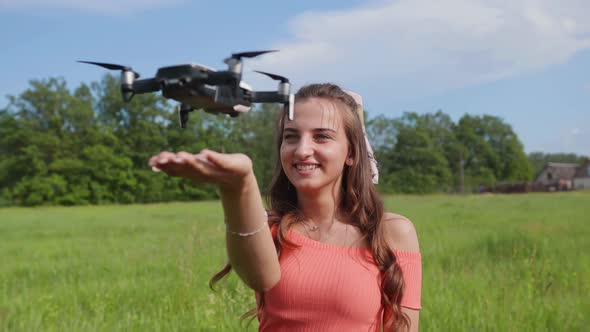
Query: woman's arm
[[383, 212, 421, 332], [402, 308, 420, 332], [219, 171, 280, 292], [149, 149, 281, 292]]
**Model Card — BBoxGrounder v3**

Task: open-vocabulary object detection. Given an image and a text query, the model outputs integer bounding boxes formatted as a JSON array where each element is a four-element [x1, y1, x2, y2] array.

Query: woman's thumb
[[197, 149, 221, 165], [200, 149, 250, 173]]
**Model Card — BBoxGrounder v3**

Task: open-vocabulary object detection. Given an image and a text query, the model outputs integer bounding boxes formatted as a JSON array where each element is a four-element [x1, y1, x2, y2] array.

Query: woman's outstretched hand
[[148, 149, 254, 191], [150, 149, 280, 292]]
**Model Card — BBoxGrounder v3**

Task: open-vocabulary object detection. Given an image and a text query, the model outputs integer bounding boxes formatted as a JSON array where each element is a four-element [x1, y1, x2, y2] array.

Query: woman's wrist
[[218, 171, 258, 198]]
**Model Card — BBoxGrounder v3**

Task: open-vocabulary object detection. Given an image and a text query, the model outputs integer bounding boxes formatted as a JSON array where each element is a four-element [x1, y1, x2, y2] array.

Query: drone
[[78, 50, 294, 128]]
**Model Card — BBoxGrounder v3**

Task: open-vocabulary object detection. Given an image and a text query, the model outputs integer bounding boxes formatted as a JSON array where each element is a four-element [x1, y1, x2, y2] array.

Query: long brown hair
[[211, 83, 408, 330]]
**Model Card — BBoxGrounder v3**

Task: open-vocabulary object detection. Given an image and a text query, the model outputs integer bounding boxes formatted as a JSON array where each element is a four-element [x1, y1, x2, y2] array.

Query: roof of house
[[546, 162, 579, 168], [537, 163, 578, 181]]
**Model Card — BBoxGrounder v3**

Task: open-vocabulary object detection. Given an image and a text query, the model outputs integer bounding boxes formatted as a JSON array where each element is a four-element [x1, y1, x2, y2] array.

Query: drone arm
[[250, 91, 288, 103], [251, 91, 294, 120], [132, 78, 161, 94]]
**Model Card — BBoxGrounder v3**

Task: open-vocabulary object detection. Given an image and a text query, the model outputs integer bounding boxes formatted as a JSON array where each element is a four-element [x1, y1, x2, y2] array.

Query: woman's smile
[[294, 162, 321, 174]]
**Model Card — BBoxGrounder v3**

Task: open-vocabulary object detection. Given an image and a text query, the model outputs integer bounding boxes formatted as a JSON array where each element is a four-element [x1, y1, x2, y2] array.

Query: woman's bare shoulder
[[382, 212, 420, 252]]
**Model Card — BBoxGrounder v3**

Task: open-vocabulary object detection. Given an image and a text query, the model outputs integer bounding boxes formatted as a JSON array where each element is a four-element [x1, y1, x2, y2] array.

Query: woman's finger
[[156, 151, 177, 166], [150, 152, 174, 172], [149, 151, 175, 167], [176, 151, 198, 165], [199, 149, 226, 168]]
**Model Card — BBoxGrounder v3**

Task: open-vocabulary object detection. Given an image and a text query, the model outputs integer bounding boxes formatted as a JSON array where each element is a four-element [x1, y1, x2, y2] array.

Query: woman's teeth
[[296, 164, 318, 171]]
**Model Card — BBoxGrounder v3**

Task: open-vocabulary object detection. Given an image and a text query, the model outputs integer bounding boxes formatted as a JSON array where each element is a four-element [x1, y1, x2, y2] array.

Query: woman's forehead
[[286, 98, 343, 130]]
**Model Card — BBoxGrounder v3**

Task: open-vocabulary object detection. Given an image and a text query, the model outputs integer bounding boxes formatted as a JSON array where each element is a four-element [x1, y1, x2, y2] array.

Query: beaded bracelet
[[225, 211, 268, 237]]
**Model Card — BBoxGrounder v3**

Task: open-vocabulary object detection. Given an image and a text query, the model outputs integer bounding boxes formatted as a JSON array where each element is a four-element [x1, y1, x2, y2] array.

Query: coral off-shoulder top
[[257, 227, 422, 332]]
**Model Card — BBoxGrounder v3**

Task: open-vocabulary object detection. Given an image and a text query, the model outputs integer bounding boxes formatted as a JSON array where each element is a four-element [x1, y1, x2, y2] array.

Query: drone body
[[156, 63, 251, 116], [79, 51, 293, 128]]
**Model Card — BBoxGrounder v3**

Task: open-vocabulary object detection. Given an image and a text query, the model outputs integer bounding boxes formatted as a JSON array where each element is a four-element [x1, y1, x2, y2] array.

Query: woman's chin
[[292, 179, 342, 195], [292, 180, 320, 194]]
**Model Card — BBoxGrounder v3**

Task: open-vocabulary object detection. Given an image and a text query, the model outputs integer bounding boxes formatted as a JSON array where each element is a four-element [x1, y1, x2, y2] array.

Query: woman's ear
[[346, 149, 355, 166]]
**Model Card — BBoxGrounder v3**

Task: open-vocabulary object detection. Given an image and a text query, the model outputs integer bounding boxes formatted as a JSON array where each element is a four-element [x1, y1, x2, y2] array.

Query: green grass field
[[1, 192, 589, 331]]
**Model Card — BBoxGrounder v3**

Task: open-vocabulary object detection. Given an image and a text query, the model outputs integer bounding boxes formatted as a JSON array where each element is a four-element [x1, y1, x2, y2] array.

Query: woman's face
[[280, 97, 351, 195]]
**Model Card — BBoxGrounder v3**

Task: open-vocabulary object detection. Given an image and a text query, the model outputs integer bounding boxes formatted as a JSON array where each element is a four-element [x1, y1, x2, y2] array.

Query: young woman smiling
[[149, 83, 421, 331]]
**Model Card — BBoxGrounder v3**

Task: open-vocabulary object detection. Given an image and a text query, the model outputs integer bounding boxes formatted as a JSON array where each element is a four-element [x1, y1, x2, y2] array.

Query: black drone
[[78, 50, 293, 128]]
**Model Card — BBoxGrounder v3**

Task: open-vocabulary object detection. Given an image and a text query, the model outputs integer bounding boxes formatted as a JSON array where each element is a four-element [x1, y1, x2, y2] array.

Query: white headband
[[345, 91, 379, 184]]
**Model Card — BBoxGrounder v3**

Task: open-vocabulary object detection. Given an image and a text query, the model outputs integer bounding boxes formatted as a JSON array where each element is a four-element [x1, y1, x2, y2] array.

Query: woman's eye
[[283, 134, 297, 141], [282, 133, 331, 142], [315, 134, 332, 141]]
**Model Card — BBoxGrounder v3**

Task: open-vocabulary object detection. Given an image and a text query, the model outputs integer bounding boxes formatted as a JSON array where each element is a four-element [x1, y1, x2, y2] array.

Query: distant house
[[535, 163, 578, 191], [573, 160, 590, 190]]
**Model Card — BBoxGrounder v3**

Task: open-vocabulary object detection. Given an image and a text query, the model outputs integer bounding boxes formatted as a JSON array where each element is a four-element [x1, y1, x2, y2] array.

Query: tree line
[[0, 76, 585, 206]]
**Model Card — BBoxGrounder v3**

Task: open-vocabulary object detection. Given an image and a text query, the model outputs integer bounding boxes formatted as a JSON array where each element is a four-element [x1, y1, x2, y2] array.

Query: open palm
[[148, 149, 254, 191]]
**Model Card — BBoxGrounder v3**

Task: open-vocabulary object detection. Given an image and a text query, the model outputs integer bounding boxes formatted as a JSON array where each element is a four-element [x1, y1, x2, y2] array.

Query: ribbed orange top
[[257, 228, 422, 331]]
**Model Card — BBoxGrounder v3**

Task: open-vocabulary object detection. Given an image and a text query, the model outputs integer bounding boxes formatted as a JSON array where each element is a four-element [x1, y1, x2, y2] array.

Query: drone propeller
[[224, 50, 278, 70], [77, 61, 140, 79], [231, 50, 278, 59], [78, 60, 141, 102], [252, 70, 293, 120], [254, 70, 289, 83]]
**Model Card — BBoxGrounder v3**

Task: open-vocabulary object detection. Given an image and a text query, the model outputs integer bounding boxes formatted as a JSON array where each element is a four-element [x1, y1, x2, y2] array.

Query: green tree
[[380, 126, 451, 194], [231, 104, 281, 192], [366, 114, 399, 157], [92, 74, 170, 165], [1, 78, 87, 204], [455, 114, 532, 191], [404, 111, 465, 191]]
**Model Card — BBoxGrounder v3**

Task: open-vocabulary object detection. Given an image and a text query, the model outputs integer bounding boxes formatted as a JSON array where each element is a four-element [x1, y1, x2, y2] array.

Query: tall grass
[[1, 192, 589, 331]]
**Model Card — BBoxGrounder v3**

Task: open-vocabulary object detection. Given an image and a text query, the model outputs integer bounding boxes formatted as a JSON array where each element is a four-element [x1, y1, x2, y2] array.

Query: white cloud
[[244, 0, 590, 99], [0, 0, 181, 14]]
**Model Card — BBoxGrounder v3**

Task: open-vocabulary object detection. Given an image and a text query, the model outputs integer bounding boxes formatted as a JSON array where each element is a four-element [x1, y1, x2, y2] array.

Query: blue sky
[[1, 0, 588, 156]]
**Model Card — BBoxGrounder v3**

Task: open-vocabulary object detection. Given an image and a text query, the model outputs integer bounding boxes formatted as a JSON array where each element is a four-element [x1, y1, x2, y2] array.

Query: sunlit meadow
[[1, 191, 589, 331]]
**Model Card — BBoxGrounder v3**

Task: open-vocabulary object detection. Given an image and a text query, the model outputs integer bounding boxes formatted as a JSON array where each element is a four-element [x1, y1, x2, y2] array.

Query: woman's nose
[[294, 137, 313, 159]]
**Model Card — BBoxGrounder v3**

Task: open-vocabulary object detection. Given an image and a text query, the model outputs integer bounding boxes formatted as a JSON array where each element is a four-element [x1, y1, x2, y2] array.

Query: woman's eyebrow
[[283, 127, 337, 133], [314, 128, 337, 133]]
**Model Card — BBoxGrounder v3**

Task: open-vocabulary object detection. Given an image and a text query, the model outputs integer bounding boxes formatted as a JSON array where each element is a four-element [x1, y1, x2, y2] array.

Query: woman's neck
[[296, 189, 342, 227]]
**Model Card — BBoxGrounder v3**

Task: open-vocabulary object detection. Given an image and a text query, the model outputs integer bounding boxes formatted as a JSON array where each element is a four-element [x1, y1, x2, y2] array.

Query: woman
[[149, 83, 421, 331]]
